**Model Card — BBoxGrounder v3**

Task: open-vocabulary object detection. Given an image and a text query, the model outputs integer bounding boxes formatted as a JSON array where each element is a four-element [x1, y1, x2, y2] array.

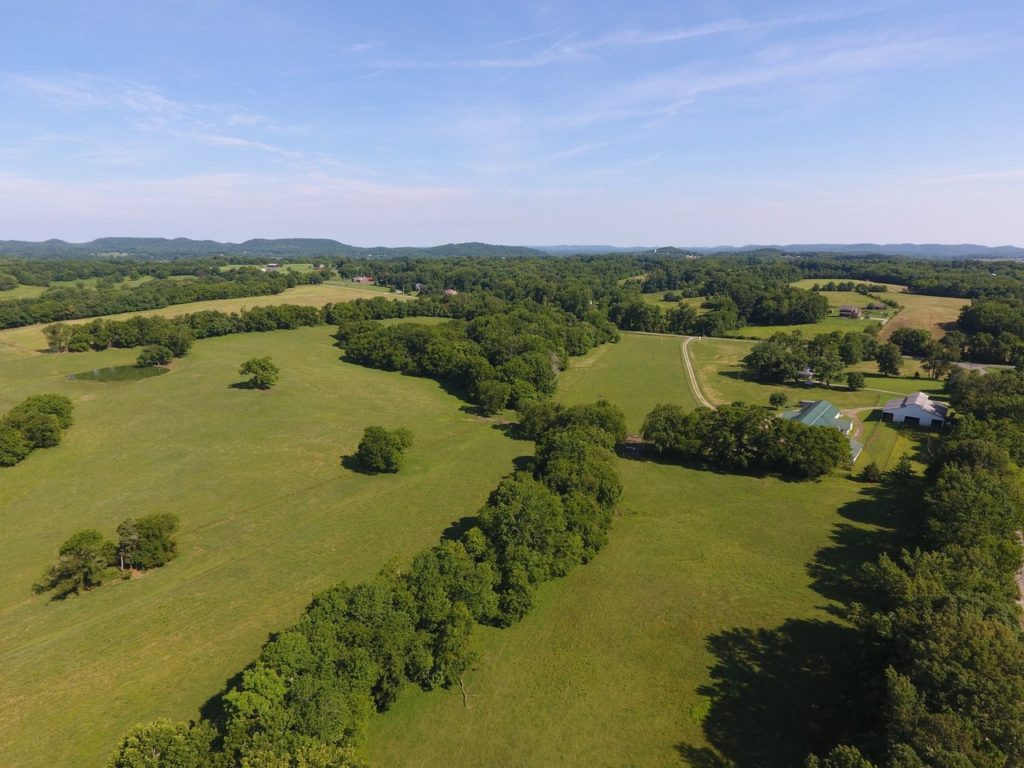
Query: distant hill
[[1, 238, 1020, 261], [0, 238, 548, 260], [535, 245, 652, 256], [685, 243, 1024, 259]]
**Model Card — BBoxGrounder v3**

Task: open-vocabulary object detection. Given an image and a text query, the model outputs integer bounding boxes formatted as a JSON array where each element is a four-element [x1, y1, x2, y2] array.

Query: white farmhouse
[[882, 392, 948, 427]]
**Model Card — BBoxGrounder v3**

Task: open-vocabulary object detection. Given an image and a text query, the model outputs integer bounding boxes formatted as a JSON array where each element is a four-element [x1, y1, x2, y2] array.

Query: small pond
[[69, 365, 170, 382]]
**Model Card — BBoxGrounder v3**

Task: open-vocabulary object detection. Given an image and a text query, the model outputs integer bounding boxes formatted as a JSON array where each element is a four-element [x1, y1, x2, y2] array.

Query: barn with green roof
[[780, 400, 863, 461]]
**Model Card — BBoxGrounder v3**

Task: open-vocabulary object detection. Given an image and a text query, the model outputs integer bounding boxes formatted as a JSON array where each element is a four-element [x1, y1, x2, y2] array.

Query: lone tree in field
[[239, 356, 280, 389], [768, 392, 788, 409], [354, 426, 413, 473], [847, 371, 866, 391]]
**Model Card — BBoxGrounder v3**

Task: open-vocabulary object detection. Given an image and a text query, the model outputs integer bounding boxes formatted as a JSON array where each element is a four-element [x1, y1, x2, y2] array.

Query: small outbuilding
[[882, 392, 948, 427], [352, 275, 375, 284], [839, 305, 862, 318]]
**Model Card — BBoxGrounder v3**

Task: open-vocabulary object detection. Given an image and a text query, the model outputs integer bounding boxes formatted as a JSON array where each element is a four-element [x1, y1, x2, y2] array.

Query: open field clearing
[[0, 282, 405, 362], [788, 279, 968, 341], [0, 326, 521, 768], [557, 333, 699, 432], [875, 292, 969, 340], [641, 292, 707, 310], [365, 348, 894, 767], [0, 284, 48, 299], [736, 315, 882, 339]]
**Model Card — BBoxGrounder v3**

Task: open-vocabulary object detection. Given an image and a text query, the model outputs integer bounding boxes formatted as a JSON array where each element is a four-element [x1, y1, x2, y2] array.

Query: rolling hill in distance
[[0, 237, 1022, 260]]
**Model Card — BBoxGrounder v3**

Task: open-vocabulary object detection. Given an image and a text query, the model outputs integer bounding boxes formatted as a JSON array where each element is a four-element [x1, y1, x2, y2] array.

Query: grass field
[[0, 282, 405, 362], [364, 343, 897, 767], [735, 315, 883, 339], [875, 292, 968, 341], [557, 333, 699, 432], [0, 325, 523, 768]]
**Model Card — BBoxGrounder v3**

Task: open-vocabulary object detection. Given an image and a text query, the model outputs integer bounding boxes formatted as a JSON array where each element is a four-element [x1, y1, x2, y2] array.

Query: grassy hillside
[[0, 325, 521, 768]]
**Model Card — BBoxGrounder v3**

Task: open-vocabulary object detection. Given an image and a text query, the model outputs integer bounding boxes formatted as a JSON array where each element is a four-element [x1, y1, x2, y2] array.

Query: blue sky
[[1, 0, 1022, 245]]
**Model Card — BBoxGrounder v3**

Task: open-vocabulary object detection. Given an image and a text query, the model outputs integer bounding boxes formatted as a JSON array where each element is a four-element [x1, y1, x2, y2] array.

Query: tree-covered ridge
[[0, 237, 549, 261]]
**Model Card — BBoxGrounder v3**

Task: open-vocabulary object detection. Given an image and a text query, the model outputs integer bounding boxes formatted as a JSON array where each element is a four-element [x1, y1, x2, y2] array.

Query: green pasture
[[641, 292, 707, 311], [0, 326, 523, 768], [366, 418, 893, 767], [735, 314, 883, 339], [557, 333, 699, 433], [0, 282, 407, 362]]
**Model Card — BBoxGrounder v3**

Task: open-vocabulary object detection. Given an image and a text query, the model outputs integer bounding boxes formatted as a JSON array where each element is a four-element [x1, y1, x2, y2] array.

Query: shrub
[[847, 372, 866, 391]]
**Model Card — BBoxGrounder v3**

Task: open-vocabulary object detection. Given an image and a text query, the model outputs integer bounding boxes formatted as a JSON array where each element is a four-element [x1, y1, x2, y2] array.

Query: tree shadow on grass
[[680, 619, 882, 768], [199, 667, 246, 732], [339, 454, 388, 475], [228, 380, 268, 390], [678, 481, 923, 765], [440, 516, 476, 542]]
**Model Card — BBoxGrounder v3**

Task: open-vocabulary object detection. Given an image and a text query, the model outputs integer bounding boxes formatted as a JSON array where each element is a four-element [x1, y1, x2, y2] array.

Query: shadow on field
[[681, 620, 879, 768], [679, 481, 923, 766]]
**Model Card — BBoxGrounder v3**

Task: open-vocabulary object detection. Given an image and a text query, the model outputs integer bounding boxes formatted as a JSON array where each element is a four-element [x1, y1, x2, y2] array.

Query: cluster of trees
[[336, 301, 617, 413], [809, 280, 889, 294], [43, 303, 325, 355], [107, 402, 623, 767], [0, 394, 73, 467], [642, 402, 851, 478], [0, 268, 318, 329], [950, 297, 1024, 364], [354, 426, 413, 473], [741, 329, 901, 385], [35, 514, 179, 599], [808, 373, 1024, 766], [610, 282, 828, 338]]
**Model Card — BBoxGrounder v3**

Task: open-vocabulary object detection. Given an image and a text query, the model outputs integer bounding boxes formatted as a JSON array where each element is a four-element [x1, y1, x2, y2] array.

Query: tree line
[[806, 368, 1024, 766], [0, 394, 74, 467], [0, 267, 318, 329], [106, 401, 625, 767], [641, 402, 851, 479]]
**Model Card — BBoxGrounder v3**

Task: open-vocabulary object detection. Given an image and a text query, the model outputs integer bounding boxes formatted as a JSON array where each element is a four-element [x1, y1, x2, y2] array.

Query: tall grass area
[[364, 460, 882, 767], [0, 326, 522, 768]]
